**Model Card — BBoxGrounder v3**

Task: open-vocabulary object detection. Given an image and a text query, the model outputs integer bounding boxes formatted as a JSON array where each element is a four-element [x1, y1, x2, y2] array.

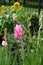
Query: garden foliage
[[0, 2, 43, 65]]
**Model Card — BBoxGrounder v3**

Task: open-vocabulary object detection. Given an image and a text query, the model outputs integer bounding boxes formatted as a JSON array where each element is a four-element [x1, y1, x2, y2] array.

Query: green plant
[[29, 14, 39, 36]]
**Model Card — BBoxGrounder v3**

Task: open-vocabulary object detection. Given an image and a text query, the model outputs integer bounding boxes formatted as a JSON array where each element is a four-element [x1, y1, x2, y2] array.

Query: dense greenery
[[0, 2, 43, 65]]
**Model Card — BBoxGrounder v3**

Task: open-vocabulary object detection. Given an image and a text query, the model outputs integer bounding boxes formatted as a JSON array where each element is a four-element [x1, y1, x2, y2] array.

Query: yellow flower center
[[14, 2, 20, 8]]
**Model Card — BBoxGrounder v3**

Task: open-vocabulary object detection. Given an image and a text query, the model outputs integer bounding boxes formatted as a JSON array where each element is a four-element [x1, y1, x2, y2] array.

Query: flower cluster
[[11, 2, 20, 9], [14, 24, 23, 39]]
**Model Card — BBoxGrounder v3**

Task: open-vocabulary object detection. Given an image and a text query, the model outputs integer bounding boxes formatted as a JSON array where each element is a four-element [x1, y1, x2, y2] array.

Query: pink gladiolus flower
[[14, 24, 22, 39]]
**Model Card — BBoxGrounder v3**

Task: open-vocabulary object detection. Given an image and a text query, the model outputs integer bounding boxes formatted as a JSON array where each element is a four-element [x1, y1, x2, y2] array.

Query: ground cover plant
[[0, 2, 43, 65]]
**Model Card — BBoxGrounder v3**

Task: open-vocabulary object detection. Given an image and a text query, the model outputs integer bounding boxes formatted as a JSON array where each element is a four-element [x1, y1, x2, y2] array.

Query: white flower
[[2, 40, 8, 46]]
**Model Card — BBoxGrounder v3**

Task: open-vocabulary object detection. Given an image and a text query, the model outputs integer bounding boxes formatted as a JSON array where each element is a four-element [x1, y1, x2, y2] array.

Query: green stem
[[37, 24, 42, 50], [4, 28, 7, 41], [21, 40, 25, 65], [36, 24, 42, 64]]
